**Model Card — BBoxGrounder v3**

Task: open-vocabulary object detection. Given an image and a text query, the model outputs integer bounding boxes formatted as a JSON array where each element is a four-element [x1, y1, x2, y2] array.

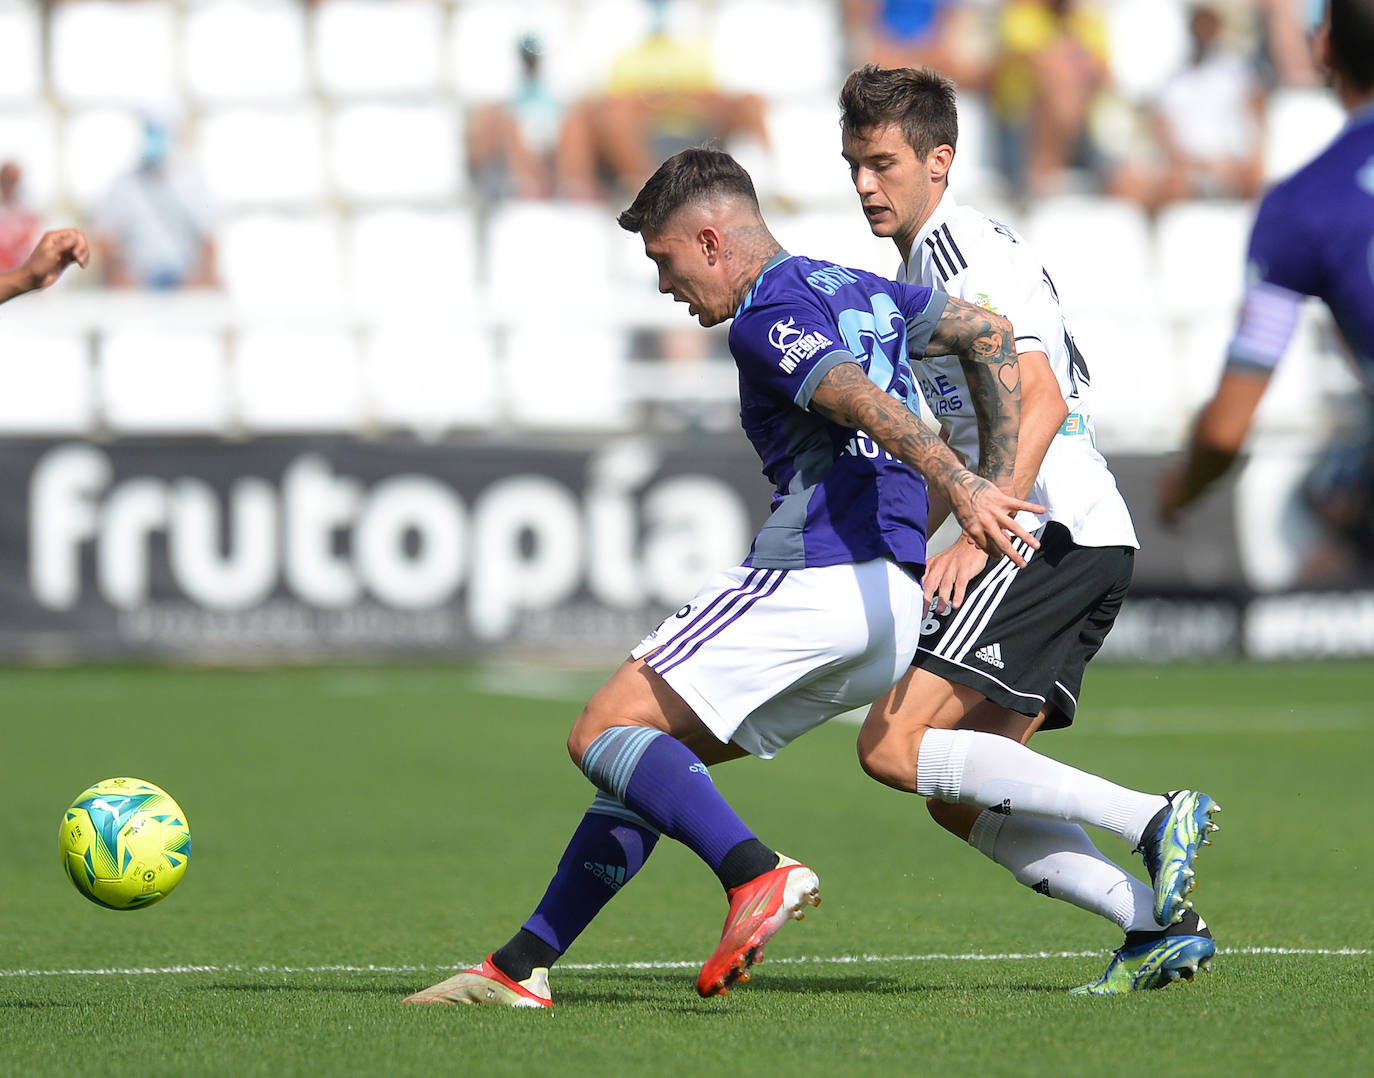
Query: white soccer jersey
[[899, 191, 1138, 548]]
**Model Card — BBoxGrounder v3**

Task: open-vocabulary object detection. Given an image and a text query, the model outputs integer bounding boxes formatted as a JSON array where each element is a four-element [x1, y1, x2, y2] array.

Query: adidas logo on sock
[[1033, 878, 1052, 897], [974, 642, 1005, 668], [584, 861, 627, 891]]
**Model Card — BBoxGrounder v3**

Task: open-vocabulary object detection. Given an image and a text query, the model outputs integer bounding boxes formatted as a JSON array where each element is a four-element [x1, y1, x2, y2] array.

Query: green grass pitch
[[2, 660, 1371, 1076]]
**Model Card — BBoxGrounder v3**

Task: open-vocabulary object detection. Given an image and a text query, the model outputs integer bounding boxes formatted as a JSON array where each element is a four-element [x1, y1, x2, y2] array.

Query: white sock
[[916, 728, 1167, 847], [968, 810, 1159, 933]]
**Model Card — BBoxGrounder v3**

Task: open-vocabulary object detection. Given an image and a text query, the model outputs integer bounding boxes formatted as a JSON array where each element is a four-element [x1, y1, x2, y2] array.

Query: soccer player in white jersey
[[1159, 0, 1374, 524], [405, 149, 1205, 1009], [0, 228, 88, 305], [839, 65, 1220, 994]]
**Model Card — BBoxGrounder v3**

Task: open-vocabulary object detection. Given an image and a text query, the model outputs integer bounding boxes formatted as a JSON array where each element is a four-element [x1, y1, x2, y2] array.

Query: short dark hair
[[1330, 0, 1374, 91], [617, 147, 759, 234], [838, 65, 959, 160]]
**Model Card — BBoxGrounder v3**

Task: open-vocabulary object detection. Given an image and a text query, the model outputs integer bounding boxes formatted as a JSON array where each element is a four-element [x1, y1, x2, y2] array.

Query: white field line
[[1, 947, 1367, 978]]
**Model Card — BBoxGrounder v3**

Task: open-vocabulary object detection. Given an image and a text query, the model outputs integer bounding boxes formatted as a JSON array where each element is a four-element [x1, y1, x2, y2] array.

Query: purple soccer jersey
[[1237, 104, 1374, 383], [726, 252, 949, 570]]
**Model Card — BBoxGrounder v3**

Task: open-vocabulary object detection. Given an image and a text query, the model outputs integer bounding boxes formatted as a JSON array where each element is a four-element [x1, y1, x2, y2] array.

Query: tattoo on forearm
[[925, 298, 1021, 485]]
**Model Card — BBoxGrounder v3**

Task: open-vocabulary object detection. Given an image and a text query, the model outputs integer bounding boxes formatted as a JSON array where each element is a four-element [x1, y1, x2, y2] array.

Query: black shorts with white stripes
[[912, 522, 1134, 729]]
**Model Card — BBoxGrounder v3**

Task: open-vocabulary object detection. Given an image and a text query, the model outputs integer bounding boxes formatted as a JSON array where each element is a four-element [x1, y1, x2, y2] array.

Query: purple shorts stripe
[[650, 568, 789, 676]]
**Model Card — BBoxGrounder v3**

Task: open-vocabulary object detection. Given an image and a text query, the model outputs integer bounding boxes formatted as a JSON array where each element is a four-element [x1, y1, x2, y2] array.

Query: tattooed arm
[[923, 297, 1021, 492], [810, 362, 1044, 566]]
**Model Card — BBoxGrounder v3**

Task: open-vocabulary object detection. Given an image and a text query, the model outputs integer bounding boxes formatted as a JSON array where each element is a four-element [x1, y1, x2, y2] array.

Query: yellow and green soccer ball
[[59, 778, 191, 910]]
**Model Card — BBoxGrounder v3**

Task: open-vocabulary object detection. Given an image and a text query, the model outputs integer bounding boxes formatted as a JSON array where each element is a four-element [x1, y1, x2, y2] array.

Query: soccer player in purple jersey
[[1160, 0, 1374, 522], [0, 228, 88, 306], [406, 149, 1210, 1009]]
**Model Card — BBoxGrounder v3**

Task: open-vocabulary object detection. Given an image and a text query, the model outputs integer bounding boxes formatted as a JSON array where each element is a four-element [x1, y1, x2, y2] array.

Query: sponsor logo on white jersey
[[974, 641, 1005, 669], [769, 317, 833, 374]]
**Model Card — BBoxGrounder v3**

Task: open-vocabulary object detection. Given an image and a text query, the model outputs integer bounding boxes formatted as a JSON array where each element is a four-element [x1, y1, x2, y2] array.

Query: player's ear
[[698, 225, 723, 264], [929, 144, 954, 183]]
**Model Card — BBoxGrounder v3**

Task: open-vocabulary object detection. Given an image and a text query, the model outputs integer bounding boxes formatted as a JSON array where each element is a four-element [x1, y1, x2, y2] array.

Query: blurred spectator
[[467, 34, 595, 203], [573, 0, 773, 202], [842, 0, 991, 89], [1255, 0, 1324, 87], [0, 160, 42, 273], [989, 0, 1114, 198], [91, 113, 218, 290], [1109, 3, 1266, 212]]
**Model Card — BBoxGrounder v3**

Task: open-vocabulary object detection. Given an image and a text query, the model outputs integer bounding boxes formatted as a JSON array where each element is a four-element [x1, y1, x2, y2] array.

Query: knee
[[566, 706, 605, 769], [855, 721, 919, 793]]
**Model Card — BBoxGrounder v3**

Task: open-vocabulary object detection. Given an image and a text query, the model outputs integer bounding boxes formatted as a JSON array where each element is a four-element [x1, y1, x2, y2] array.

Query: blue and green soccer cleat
[[1070, 911, 1216, 996], [1138, 789, 1221, 925]]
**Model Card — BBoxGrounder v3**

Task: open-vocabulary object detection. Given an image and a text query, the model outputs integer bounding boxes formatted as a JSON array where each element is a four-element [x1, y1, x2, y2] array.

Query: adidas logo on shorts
[[974, 642, 1005, 669]]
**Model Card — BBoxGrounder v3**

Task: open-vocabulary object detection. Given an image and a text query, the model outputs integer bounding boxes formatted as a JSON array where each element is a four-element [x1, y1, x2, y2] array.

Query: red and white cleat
[[696, 855, 820, 997]]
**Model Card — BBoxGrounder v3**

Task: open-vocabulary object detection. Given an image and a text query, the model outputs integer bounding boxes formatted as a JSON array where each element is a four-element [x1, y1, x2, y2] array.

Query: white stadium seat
[[346, 207, 480, 317], [1154, 200, 1252, 320], [1022, 195, 1154, 319], [233, 328, 365, 432], [98, 328, 230, 434], [0, 106, 61, 214], [183, 1, 308, 103], [770, 210, 895, 278], [485, 201, 613, 310], [313, 0, 444, 97], [362, 325, 501, 434], [448, 0, 578, 104], [710, 0, 842, 98], [60, 108, 147, 213], [0, 329, 94, 435], [504, 326, 631, 431], [218, 212, 346, 314], [197, 106, 326, 207], [1102, 0, 1190, 102], [49, 1, 177, 106], [0, 3, 42, 103], [1064, 313, 1182, 450], [765, 100, 860, 208], [1264, 88, 1346, 183], [328, 103, 463, 203]]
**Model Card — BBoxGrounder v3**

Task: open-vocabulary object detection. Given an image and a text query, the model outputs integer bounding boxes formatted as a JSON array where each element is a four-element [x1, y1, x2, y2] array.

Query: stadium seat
[[97, 327, 231, 434], [1022, 195, 1154, 319], [0, 329, 94, 435], [49, 1, 177, 106], [504, 326, 632, 431], [362, 325, 500, 435], [1264, 88, 1345, 183], [770, 210, 895, 277], [766, 100, 862, 208], [328, 103, 463, 203], [1154, 200, 1252, 320], [0, 3, 41, 103], [1064, 313, 1181, 451], [233, 327, 366, 432], [313, 0, 444, 98], [196, 106, 326, 207], [485, 201, 613, 311], [183, 1, 308, 103], [1102, 0, 1189, 102], [449, 0, 578, 103], [0, 106, 60, 213], [218, 212, 346, 314], [60, 108, 145, 212], [710, 0, 841, 98], [346, 208, 479, 317]]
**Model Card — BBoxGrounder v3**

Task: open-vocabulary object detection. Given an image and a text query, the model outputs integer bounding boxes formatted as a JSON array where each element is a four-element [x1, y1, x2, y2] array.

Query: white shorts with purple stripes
[[630, 558, 924, 759]]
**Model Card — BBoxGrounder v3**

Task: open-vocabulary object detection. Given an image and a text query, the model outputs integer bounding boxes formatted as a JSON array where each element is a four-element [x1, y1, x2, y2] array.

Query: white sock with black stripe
[[968, 810, 1160, 933], [916, 728, 1167, 848]]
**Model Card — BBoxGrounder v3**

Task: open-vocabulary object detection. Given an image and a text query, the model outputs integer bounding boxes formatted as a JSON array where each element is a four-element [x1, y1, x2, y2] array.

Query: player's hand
[[22, 229, 89, 292], [922, 533, 989, 612], [945, 471, 1044, 567]]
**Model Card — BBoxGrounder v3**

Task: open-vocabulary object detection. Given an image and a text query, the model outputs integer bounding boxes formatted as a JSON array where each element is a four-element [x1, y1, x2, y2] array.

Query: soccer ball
[[59, 777, 191, 910]]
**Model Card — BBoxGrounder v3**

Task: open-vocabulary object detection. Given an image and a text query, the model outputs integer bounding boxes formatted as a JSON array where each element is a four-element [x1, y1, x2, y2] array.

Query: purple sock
[[580, 727, 757, 871], [521, 794, 659, 955]]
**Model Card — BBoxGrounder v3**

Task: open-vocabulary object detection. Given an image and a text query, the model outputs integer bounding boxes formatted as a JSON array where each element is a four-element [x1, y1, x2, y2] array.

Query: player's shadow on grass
[[190, 981, 411, 996], [559, 971, 1067, 1005]]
